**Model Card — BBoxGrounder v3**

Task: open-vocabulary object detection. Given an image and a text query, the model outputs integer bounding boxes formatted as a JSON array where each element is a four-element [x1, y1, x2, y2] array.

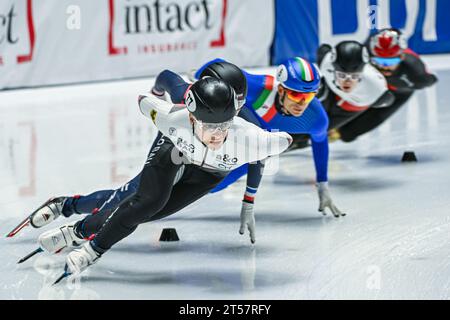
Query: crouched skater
[[29, 77, 292, 280]]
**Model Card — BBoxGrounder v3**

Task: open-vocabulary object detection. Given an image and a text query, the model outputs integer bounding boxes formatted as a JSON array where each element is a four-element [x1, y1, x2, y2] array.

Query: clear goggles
[[284, 88, 317, 104], [335, 71, 362, 81], [195, 118, 233, 133], [371, 56, 402, 67]]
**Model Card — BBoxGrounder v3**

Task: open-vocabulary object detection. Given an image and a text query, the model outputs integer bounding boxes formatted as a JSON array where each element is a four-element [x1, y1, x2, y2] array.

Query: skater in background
[[337, 28, 438, 142], [289, 40, 394, 148]]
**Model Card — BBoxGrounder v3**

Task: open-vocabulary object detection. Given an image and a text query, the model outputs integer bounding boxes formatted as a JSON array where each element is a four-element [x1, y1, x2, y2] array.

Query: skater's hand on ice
[[316, 182, 346, 218], [239, 201, 256, 244]]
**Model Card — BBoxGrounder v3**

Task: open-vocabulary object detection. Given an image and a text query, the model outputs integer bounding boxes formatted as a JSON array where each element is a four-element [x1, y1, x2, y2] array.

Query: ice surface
[[0, 64, 449, 300]]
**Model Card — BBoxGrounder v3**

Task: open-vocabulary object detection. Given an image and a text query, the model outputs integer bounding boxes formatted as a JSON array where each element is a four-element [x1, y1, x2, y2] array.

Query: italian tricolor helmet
[[276, 57, 320, 93]]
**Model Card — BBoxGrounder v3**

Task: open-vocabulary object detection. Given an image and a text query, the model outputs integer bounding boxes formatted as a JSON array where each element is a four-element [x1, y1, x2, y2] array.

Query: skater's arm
[[371, 90, 395, 108], [308, 100, 330, 183], [405, 53, 438, 89], [411, 70, 437, 89], [310, 134, 329, 183], [262, 130, 292, 158], [243, 162, 264, 204], [360, 65, 393, 108], [237, 117, 292, 161], [153, 70, 190, 103], [317, 44, 332, 67], [309, 103, 345, 217], [311, 131, 346, 217], [239, 161, 265, 244], [138, 93, 177, 119]]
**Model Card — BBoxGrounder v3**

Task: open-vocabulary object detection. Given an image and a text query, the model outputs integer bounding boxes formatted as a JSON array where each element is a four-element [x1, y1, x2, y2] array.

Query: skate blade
[[53, 270, 71, 285], [6, 217, 31, 238], [6, 197, 56, 238], [17, 247, 44, 264]]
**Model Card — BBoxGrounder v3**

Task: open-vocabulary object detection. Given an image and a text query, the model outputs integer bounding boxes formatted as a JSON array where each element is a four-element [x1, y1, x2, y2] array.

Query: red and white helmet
[[369, 29, 407, 58]]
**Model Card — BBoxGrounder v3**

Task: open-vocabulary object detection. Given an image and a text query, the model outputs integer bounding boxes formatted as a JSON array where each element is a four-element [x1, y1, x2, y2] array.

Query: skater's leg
[[339, 92, 412, 142], [86, 135, 182, 253], [327, 106, 363, 130], [61, 174, 141, 217], [74, 173, 143, 237], [62, 191, 113, 216], [147, 167, 226, 221], [78, 165, 223, 235], [153, 70, 190, 103]]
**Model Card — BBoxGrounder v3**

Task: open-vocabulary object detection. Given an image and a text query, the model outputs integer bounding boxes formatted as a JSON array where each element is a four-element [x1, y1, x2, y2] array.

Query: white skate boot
[[53, 242, 101, 284], [38, 222, 86, 254], [66, 242, 100, 275], [30, 197, 67, 228], [6, 197, 68, 238]]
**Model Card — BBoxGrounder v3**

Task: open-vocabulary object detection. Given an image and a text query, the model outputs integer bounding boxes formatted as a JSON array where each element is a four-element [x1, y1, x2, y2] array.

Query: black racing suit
[[77, 131, 226, 253]]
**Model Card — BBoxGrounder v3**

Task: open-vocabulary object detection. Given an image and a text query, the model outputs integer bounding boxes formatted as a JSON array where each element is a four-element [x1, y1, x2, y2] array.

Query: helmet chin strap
[[192, 121, 208, 147], [190, 114, 196, 134], [191, 117, 203, 143]]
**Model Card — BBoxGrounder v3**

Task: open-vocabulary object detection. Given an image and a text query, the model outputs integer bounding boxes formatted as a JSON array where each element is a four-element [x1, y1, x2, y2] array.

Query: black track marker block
[[401, 151, 417, 162], [159, 228, 180, 242]]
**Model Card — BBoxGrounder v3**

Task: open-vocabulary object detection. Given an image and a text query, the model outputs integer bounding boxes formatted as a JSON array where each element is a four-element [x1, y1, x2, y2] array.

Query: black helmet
[[331, 41, 369, 73], [199, 61, 247, 103], [185, 77, 237, 123]]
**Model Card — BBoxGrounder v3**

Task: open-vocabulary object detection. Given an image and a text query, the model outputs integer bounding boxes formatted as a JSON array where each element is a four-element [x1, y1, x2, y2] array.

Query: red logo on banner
[[108, 0, 127, 55], [107, 0, 227, 56], [17, 0, 35, 63], [0, 0, 35, 66], [209, 0, 227, 47]]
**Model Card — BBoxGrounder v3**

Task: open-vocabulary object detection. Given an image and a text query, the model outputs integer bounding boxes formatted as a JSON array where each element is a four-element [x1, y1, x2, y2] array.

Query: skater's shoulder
[[232, 116, 272, 137], [232, 116, 259, 130], [304, 98, 329, 132], [246, 73, 276, 99], [363, 64, 387, 85], [354, 64, 388, 99], [401, 50, 427, 70], [308, 98, 327, 115]]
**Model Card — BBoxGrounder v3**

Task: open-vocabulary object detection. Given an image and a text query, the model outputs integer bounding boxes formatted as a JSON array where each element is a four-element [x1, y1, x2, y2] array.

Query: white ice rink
[[1, 57, 449, 300]]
